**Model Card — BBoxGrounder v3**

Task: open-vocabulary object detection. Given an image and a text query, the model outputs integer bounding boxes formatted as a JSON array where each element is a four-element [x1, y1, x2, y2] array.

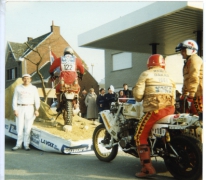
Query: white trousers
[[15, 105, 35, 147]]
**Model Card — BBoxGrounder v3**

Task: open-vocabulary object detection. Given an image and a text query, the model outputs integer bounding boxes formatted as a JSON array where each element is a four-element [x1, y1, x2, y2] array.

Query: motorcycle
[[92, 99, 202, 180], [51, 71, 82, 131], [175, 93, 203, 142]]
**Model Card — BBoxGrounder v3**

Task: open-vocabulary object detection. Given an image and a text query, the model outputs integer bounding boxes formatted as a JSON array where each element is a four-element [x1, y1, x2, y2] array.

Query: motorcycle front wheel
[[164, 134, 202, 180], [92, 124, 118, 162]]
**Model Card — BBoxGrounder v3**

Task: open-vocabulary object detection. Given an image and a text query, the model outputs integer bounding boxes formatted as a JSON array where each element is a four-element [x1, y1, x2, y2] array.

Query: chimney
[[27, 37, 33, 41], [51, 21, 60, 35]]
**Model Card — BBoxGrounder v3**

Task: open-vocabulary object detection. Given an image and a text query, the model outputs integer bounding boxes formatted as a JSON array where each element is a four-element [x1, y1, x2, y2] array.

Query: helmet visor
[[175, 43, 185, 52]]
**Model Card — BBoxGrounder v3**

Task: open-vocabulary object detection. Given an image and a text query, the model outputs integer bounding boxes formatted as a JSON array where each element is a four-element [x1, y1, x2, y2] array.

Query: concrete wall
[[104, 50, 183, 93], [105, 49, 150, 91]]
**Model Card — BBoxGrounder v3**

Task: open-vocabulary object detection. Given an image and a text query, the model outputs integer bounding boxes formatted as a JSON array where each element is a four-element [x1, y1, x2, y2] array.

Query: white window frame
[[11, 68, 15, 79], [112, 52, 132, 71], [7, 67, 17, 80]]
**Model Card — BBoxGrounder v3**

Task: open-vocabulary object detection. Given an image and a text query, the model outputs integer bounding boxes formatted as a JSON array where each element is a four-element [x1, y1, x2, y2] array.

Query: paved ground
[[5, 136, 176, 180]]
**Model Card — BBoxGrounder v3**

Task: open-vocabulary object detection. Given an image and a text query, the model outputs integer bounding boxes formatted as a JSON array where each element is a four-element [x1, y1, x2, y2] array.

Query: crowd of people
[[78, 84, 133, 124]]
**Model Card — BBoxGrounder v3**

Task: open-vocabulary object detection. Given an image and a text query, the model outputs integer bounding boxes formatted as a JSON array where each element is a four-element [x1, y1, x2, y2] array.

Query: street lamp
[[91, 63, 94, 76]]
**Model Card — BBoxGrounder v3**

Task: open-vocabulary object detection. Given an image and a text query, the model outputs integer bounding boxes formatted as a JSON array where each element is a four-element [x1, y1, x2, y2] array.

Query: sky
[[5, 1, 154, 83]]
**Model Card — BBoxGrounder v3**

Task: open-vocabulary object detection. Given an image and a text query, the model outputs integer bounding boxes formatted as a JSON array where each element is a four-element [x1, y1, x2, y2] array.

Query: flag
[[50, 50, 57, 65], [49, 49, 59, 103], [49, 49, 60, 74]]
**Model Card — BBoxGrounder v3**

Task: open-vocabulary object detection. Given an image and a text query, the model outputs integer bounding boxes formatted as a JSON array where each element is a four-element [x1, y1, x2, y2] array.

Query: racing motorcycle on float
[[92, 99, 202, 180], [51, 71, 82, 131]]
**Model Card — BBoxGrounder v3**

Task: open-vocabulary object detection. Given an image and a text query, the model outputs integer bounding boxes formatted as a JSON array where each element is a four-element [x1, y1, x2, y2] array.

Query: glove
[[78, 73, 83, 80], [50, 72, 55, 81], [187, 96, 193, 108], [180, 95, 185, 100], [187, 96, 193, 103]]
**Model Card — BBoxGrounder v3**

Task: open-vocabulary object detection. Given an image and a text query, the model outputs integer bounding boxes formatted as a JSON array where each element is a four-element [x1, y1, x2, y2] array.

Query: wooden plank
[[38, 88, 56, 98]]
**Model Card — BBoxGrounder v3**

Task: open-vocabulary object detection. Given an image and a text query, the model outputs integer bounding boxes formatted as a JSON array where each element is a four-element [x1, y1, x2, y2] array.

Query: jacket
[[85, 93, 98, 119], [96, 94, 106, 110], [123, 89, 133, 98], [182, 54, 203, 97], [49, 55, 84, 85], [133, 66, 176, 112], [104, 92, 118, 110], [79, 93, 87, 114]]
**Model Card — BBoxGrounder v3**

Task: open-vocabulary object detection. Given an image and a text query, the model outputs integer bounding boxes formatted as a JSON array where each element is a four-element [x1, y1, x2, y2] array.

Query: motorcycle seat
[[156, 114, 174, 124]]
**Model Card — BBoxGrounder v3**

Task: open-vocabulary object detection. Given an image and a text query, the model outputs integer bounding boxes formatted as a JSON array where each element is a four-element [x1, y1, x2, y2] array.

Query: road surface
[[5, 136, 175, 180]]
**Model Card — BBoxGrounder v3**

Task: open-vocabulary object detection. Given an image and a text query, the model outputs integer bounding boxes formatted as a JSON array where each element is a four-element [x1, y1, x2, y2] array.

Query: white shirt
[[12, 84, 40, 111]]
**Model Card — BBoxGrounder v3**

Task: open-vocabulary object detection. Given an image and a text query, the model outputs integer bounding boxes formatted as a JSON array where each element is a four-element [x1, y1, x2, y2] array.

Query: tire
[[164, 134, 202, 180], [182, 128, 202, 143], [63, 100, 73, 126], [92, 124, 118, 162]]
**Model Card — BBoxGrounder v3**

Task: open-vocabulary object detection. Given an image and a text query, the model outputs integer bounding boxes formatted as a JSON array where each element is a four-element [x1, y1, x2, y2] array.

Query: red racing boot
[[135, 145, 156, 178]]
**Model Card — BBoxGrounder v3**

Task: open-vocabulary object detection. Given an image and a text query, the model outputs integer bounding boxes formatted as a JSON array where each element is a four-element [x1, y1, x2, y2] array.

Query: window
[[7, 67, 17, 80], [112, 52, 132, 71]]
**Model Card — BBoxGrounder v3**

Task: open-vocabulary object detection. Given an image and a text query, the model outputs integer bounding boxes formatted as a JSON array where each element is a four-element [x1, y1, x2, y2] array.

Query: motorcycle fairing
[[100, 110, 120, 140]]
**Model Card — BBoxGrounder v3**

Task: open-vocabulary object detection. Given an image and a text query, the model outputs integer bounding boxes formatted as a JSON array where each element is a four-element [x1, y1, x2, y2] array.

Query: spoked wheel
[[164, 134, 202, 180], [63, 100, 73, 125], [92, 124, 118, 162]]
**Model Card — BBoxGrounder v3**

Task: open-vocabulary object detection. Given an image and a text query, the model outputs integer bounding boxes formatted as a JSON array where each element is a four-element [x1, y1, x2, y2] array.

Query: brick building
[[5, 22, 99, 96]]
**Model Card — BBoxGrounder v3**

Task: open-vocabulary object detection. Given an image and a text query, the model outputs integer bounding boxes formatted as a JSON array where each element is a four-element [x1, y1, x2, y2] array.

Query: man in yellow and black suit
[[175, 39, 203, 119], [133, 54, 176, 178]]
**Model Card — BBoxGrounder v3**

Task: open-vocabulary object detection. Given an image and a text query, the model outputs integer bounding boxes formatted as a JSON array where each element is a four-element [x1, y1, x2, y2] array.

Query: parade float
[[5, 78, 97, 154]]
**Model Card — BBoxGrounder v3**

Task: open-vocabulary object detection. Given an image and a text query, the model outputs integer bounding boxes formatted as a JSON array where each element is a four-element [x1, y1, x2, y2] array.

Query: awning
[[78, 1, 203, 56]]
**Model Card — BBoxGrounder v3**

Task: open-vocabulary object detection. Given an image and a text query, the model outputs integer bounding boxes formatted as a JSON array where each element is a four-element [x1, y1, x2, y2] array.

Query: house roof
[[22, 32, 52, 57], [8, 42, 27, 60], [8, 32, 52, 60], [78, 1, 203, 56], [31, 61, 51, 81]]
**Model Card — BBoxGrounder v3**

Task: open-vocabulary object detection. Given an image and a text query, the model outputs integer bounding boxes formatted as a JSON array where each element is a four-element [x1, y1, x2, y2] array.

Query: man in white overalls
[[12, 74, 40, 151]]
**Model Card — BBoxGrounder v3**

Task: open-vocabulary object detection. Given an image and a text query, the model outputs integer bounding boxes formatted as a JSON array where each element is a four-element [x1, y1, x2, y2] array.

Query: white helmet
[[64, 47, 74, 55], [175, 39, 198, 56]]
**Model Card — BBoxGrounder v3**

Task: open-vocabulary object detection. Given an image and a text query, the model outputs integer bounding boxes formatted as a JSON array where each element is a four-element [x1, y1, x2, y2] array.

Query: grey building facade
[[105, 50, 150, 91], [78, 1, 203, 93]]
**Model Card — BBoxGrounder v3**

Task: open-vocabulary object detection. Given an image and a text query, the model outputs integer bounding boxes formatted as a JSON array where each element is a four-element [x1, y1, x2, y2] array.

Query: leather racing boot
[[135, 145, 156, 178]]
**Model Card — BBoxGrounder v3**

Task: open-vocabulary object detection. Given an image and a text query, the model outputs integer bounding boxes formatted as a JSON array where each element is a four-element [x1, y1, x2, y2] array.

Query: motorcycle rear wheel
[[164, 134, 202, 180], [92, 124, 118, 162], [63, 100, 73, 126]]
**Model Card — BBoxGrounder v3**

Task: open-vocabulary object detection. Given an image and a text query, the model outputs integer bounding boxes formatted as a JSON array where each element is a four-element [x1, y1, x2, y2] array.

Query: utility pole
[[91, 63, 94, 76]]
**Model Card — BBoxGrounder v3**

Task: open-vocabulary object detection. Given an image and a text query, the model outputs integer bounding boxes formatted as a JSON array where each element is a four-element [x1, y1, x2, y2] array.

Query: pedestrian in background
[[118, 90, 127, 103], [123, 83, 133, 98], [79, 89, 87, 118], [101, 85, 118, 144], [104, 85, 118, 110], [12, 74, 40, 151], [85, 88, 98, 123], [96, 88, 105, 123]]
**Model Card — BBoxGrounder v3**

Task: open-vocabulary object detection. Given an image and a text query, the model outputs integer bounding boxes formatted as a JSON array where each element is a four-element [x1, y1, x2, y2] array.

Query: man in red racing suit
[[49, 47, 84, 112], [133, 54, 176, 178]]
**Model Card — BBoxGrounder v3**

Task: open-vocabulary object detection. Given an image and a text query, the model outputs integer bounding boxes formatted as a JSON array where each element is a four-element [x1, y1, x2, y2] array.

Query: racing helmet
[[64, 47, 74, 55], [175, 39, 198, 56], [147, 54, 165, 69]]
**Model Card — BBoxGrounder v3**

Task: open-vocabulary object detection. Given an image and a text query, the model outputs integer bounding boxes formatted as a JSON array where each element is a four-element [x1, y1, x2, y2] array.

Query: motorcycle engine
[[118, 119, 138, 148]]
